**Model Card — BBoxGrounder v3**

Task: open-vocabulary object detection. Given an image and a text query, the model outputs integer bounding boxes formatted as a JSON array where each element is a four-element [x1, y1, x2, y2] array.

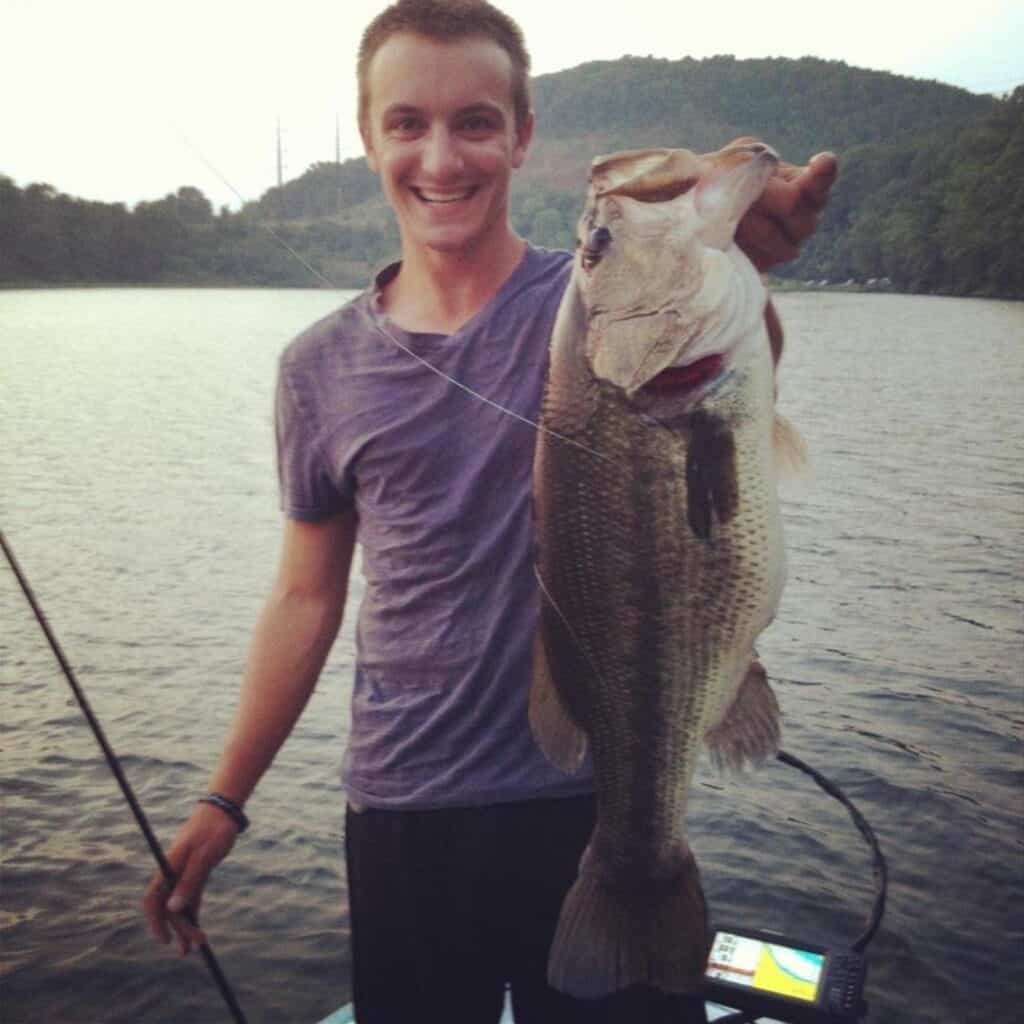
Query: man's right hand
[[141, 513, 357, 955], [143, 802, 240, 955]]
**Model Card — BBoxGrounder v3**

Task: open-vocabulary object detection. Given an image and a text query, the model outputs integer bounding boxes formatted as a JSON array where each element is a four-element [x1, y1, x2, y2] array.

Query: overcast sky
[[3, 0, 1021, 210]]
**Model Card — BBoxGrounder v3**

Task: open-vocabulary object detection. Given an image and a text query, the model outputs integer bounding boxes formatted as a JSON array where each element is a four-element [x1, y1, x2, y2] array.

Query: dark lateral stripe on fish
[[642, 354, 724, 396], [685, 412, 739, 540], [623, 441, 674, 855]]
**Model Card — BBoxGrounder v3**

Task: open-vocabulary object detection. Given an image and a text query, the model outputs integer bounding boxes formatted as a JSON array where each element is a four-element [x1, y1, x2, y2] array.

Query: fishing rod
[[1, 530, 249, 1024]]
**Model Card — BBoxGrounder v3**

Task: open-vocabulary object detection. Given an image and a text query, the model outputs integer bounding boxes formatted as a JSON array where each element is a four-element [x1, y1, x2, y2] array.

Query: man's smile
[[410, 186, 480, 204]]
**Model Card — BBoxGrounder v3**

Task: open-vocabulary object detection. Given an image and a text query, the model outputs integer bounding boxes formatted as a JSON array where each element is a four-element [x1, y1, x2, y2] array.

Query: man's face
[[361, 32, 533, 259]]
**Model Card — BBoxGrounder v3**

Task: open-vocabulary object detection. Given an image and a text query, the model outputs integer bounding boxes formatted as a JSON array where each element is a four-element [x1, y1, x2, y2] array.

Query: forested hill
[[2, 56, 1021, 298], [529, 55, 991, 165]]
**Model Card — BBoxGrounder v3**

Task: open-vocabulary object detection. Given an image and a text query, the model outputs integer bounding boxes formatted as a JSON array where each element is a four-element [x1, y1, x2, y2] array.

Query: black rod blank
[[1, 530, 249, 1024]]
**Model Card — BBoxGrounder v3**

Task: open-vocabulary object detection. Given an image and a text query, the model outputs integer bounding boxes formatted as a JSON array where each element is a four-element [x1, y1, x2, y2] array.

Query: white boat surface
[[317, 994, 782, 1022]]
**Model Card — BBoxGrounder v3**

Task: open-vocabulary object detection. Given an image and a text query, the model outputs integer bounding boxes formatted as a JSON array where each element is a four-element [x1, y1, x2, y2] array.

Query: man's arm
[[144, 511, 357, 954]]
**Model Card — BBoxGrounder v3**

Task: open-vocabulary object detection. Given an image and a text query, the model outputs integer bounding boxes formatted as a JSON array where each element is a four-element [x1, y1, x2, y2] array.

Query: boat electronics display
[[704, 926, 868, 1023]]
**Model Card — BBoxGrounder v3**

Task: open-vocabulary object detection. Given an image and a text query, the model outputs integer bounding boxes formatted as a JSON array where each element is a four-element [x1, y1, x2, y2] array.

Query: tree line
[[783, 86, 1023, 296], [0, 173, 398, 289], [1, 59, 1020, 298]]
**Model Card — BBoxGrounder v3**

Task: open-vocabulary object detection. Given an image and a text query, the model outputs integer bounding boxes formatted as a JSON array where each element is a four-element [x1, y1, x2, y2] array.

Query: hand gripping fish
[[530, 140, 807, 998]]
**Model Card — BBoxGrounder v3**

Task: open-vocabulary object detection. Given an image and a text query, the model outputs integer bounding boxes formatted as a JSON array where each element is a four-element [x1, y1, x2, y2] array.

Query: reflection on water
[[2, 289, 1022, 1023]]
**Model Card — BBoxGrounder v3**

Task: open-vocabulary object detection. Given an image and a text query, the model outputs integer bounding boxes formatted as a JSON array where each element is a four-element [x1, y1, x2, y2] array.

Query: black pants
[[344, 794, 708, 1024]]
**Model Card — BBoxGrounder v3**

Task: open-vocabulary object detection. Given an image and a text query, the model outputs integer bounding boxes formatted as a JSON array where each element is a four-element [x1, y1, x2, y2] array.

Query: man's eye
[[389, 117, 423, 134], [460, 116, 497, 134]]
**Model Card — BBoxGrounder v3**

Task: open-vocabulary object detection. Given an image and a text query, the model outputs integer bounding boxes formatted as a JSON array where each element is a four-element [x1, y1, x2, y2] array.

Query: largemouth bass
[[530, 141, 804, 998]]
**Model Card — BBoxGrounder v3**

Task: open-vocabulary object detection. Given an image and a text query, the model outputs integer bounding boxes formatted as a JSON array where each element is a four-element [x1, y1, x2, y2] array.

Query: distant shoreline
[[0, 280, 347, 292], [4, 280, 1018, 301]]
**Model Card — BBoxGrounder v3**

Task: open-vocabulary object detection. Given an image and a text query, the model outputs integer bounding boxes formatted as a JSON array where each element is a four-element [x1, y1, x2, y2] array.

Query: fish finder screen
[[706, 931, 826, 1004]]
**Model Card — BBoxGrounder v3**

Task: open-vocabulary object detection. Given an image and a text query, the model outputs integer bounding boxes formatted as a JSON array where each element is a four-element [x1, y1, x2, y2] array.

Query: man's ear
[[511, 111, 534, 169], [360, 120, 379, 173]]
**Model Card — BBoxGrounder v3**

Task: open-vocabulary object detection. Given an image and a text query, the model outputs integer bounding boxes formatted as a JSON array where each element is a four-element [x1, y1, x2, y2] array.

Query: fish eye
[[581, 225, 612, 270]]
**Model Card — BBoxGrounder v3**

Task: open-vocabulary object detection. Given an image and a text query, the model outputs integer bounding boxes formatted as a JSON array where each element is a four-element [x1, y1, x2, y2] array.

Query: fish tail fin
[[773, 413, 810, 478], [704, 658, 781, 772], [548, 843, 709, 997]]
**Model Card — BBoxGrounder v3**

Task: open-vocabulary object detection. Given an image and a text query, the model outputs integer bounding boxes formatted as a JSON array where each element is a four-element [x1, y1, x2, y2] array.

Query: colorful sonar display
[[706, 932, 826, 1003]]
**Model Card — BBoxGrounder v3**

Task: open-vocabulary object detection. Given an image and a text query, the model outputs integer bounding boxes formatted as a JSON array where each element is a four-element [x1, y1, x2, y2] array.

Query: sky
[[3, 0, 1022, 211]]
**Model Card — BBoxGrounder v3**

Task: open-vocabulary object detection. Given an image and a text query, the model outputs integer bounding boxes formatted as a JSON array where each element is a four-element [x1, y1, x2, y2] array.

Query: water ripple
[[2, 289, 1022, 1023]]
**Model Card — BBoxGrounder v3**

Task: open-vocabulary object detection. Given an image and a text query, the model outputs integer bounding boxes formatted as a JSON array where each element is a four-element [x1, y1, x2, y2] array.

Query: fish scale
[[538, 352, 780, 855], [529, 142, 793, 998]]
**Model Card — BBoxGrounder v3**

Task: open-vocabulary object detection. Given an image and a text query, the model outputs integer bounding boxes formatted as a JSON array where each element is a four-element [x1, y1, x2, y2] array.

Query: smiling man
[[144, 2, 837, 1022], [357, 8, 536, 334]]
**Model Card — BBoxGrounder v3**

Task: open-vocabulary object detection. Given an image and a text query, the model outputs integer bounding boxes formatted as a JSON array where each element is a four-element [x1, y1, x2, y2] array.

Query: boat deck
[[317, 995, 782, 1022]]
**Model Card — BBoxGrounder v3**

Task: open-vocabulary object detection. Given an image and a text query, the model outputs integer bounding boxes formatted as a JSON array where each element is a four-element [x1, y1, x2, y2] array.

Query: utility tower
[[335, 113, 344, 216], [276, 118, 284, 187]]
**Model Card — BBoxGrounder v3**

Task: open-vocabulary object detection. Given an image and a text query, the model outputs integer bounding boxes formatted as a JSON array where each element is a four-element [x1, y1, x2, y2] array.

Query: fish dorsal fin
[[590, 148, 703, 202], [773, 414, 810, 480], [762, 297, 811, 482]]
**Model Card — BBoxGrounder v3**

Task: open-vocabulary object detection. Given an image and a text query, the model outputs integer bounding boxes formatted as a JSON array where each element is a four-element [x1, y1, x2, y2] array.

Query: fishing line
[[0, 530, 249, 1024], [175, 128, 611, 461], [175, 126, 337, 290], [370, 319, 611, 461]]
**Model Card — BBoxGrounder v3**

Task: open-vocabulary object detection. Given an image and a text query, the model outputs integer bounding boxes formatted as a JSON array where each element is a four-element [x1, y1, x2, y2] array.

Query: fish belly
[[533, 341, 784, 996]]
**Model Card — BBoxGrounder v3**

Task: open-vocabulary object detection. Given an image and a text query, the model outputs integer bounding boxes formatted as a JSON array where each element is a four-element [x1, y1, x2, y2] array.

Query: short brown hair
[[357, 0, 532, 132]]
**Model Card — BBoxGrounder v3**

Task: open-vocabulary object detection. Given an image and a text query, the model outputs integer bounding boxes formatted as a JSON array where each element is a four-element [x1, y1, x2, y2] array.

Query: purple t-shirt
[[276, 244, 594, 809]]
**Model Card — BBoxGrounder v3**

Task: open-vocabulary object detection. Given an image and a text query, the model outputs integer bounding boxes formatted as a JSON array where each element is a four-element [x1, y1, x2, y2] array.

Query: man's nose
[[421, 127, 464, 178]]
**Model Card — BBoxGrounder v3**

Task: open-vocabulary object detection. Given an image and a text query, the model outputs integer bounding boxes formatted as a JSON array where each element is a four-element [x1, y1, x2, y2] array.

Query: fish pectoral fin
[[704, 658, 781, 772], [529, 626, 589, 773]]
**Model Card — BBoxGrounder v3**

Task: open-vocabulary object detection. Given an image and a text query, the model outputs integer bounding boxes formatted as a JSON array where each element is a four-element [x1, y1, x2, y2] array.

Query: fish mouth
[[642, 353, 724, 396], [411, 186, 480, 204]]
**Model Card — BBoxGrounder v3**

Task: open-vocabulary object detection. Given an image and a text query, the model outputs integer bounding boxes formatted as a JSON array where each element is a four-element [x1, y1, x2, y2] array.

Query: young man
[[144, 2, 837, 1021]]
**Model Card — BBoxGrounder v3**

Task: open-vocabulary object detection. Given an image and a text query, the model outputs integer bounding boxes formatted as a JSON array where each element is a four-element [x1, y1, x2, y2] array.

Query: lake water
[[1, 288, 1022, 1024]]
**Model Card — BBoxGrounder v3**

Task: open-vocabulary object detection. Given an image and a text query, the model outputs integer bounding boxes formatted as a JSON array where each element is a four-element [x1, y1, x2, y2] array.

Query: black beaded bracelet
[[199, 792, 250, 834]]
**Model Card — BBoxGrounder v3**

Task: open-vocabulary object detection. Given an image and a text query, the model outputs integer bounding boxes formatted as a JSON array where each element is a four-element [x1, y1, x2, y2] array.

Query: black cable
[[1, 530, 249, 1024], [776, 748, 887, 953]]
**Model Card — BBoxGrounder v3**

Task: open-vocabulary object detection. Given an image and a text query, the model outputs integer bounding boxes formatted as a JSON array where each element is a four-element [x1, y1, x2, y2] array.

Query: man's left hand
[[737, 151, 839, 271]]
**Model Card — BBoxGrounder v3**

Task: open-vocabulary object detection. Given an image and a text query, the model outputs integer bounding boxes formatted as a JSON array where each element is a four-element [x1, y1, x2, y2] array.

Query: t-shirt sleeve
[[275, 358, 351, 521]]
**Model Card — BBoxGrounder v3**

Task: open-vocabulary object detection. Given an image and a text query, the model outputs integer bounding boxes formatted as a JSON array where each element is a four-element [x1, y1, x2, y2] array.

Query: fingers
[[169, 909, 208, 957], [800, 152, 839, 210], [166, 856, 211, 955], [760, 152, 839, 216], [735, 211, 800, 272], [738, 150, 839, 270], [144, 866, 207, 956], [143, 808, 236, 956]]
